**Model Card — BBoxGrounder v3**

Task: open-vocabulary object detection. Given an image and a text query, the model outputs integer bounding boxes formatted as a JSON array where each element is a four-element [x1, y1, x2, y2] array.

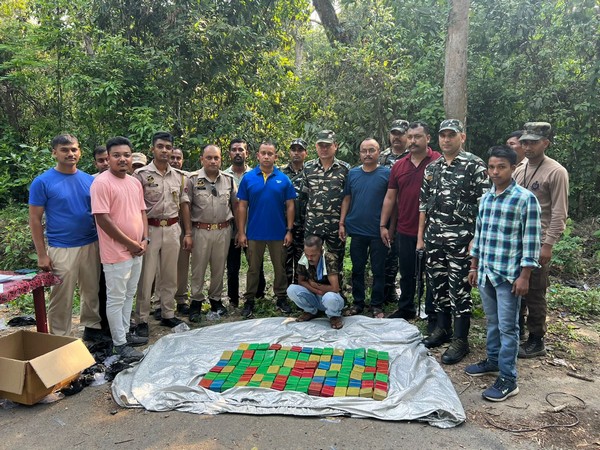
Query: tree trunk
[[312, 0, 350, 46], [292, 21, 304, 75], [443, 0, 470, 127]]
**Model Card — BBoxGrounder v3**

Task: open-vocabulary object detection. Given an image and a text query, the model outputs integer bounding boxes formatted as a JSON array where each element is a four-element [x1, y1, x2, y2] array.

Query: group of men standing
[[28, 119, 568, 397]]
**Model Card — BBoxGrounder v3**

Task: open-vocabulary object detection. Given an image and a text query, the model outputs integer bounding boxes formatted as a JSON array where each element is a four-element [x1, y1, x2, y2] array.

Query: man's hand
[[127, 240, 144, 257], [512, 268, 532, 297], [237, 232, 248, 248], [539, 243, 553, 266], [416, 237, 425, 250], [339, 224, 346, 242], [284, 231, 293, 247], [380, 227, 391, 248], [183, 235, 193, 251], [37, 254, 53, 272], [308, 280, 325, 296], [467, 270, 478, 287]]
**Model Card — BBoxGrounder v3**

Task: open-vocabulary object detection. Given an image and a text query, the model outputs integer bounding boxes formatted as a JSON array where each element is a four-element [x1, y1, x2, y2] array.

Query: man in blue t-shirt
[[236, 140, 297, 318], [29, 134, 103, 339], [339, 138, 390, 318]]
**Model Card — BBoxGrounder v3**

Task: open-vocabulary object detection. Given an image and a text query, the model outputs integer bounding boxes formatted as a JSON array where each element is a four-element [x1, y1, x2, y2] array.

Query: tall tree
[[443, 0, 469, 124], [312, 0, 351, 45]]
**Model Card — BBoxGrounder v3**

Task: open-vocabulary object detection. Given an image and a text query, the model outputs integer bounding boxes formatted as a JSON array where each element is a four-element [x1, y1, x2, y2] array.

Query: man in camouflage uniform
[[300, 130, 350, 276], [378, 119, 409, 304], [281, 138, 308, 285], [132, 132, 192, 337], [418, 119, 490, 365]]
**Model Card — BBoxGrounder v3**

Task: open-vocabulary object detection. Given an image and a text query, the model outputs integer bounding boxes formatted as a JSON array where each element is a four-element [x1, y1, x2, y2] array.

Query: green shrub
[[547, 284, 600, 317], [0, 204, 36, 270], [551, 219, 584, 277]]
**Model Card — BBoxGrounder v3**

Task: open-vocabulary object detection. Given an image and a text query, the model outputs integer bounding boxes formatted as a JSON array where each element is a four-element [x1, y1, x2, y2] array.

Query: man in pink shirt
[[91, 136, 149, 361], [380, 121, 441, 329]]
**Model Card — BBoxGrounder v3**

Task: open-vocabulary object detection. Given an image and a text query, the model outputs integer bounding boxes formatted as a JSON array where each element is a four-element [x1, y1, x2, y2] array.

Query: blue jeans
[[350, 235, 387, 309], [480, 277, 521, 381], [287, 284, 344, 317]]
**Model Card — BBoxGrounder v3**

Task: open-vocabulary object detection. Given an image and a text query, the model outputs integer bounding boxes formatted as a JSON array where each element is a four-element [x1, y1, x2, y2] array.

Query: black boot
[[518, 334, 546, 358], [189, 300, 202, 323], [442, 316, 471, 365], [209, 298, 227, 316], [242, 299, 255, 319], [422, 312, 452, 348]]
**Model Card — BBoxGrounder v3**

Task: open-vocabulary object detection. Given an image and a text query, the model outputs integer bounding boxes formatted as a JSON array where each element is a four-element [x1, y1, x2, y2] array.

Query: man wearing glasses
[[187, 145, 238, 322], [339, 138, 390, 318]]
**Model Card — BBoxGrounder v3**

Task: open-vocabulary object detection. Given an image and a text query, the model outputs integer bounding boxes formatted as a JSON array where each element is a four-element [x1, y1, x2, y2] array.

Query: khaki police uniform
[[134, 161, 189, 323], [187, 169, 236, 304]]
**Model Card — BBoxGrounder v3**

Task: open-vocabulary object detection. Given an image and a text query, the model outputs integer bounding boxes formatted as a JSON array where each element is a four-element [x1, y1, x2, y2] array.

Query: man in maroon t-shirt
[[380, 121, 441, 329]]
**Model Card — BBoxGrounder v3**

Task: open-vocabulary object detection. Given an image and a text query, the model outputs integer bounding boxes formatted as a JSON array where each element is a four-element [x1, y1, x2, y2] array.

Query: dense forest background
[[1, 0, 598, 217]]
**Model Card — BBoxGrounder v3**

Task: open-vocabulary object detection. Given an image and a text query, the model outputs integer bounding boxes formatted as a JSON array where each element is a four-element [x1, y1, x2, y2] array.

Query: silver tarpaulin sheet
[[112, 316, 465, 428]]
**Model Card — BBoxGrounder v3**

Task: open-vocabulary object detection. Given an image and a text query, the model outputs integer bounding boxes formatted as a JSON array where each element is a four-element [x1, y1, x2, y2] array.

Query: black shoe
[[126, 332, 149, 347], [160, 317, 184, 328], [135, 322, 149, 338], [422, 327, 452, 348], [229, 299, 239, 308], [241, 301, 254, 319], [276, 298, 292, 314], [387, 309, 416, 320], [177, 303, 190, 315], [518, 334, 547, 358], [188, 301, 202, 323], [209, 299, 228, 316], [441, 338, 470, 365], [82, 327, 111, 343], [153, 308, 162, 321]]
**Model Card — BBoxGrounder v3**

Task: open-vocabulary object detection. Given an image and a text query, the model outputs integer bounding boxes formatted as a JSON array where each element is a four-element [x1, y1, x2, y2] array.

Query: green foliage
[[0, 204, 36, 270], [548, 284, 600, 317], [0, 0, 598, 217], [551, 219, 584, 277]]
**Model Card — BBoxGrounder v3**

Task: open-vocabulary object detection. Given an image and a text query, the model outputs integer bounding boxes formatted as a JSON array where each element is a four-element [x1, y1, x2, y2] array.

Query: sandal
[[371, 307, 385, 319], [330, 316, 343, 329], [343, 305, 364, 317], [296, 311, 317, 322]]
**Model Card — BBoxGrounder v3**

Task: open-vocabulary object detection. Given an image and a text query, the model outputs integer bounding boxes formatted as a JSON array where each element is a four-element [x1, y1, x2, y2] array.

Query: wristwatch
[[142, 237, 151, 243], [286, 228, 293, 232]]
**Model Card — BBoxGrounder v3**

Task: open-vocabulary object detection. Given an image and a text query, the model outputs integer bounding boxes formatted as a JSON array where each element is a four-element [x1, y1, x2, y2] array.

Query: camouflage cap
[[520, 122, 552, 141], [316, 130, 336, 144], [131, 152, 147, 166], [390, 119, 409, 133], [439, 119, 464, 133], [290, 138, 308, 150]]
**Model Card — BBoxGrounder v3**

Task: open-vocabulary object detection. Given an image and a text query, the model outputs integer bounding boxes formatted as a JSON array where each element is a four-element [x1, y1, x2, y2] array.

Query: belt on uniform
[[148, 217, 179, 227], [192, 221, 230, 231]]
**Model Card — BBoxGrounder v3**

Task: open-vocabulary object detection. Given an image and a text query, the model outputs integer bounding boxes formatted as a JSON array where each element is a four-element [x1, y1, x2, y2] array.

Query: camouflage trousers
[[425, 239, 472, 317], [286, 226, 305, 285]]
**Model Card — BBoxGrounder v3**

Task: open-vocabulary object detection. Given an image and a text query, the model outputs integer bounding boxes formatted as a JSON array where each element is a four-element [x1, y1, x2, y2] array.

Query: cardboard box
[[0, 330, 96, 405]]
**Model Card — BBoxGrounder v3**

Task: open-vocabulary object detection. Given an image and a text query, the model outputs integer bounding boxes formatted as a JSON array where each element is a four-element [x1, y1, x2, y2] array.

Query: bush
[[0, 203, 36, 270], [547, 284, 600, 317], [551, 219, 584, 277]]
